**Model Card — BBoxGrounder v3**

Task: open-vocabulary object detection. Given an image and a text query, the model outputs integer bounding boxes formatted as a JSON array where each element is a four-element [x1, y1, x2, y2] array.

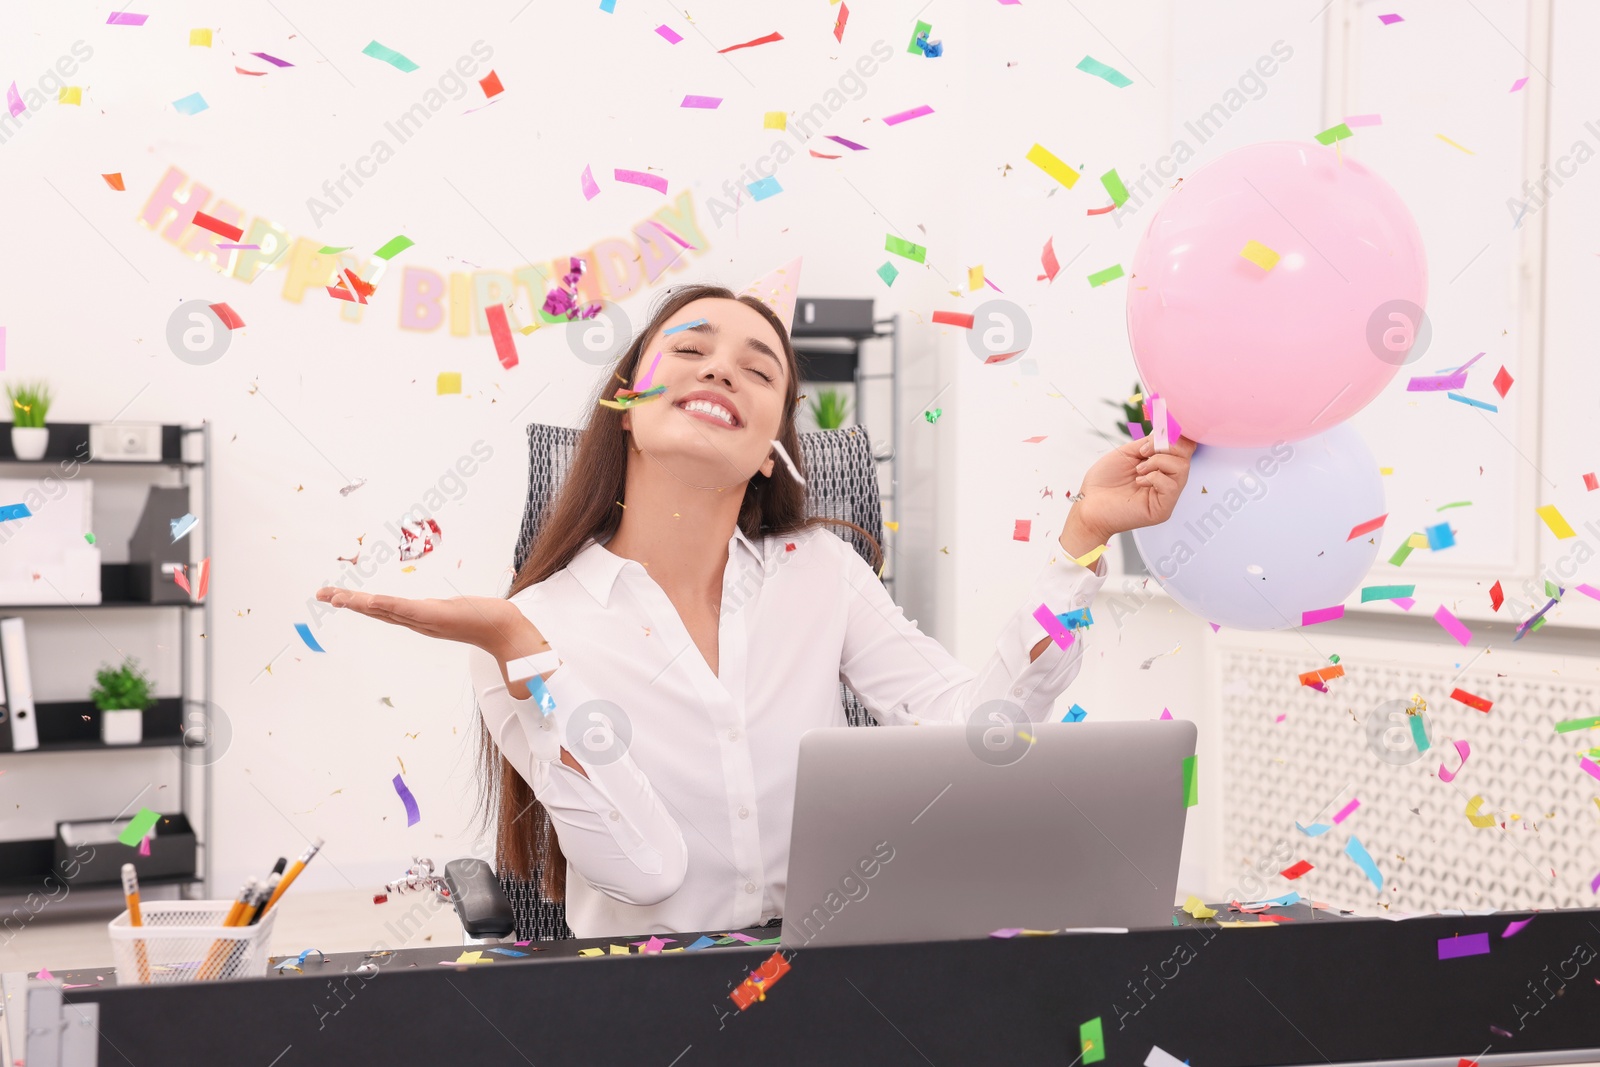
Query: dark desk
[[27, 904, 1600, 1066]]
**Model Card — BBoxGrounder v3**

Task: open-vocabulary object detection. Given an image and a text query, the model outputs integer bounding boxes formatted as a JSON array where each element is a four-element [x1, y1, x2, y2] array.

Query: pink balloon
[[1126, 141, 1427, 446]]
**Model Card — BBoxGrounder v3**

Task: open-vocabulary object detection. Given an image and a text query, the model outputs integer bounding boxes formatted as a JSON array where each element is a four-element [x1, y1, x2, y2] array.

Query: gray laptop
[[781, 720, 1196, 949]]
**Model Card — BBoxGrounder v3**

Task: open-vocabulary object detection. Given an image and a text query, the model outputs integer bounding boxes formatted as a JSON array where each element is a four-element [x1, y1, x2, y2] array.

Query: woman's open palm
[[313, 587, 544, 662]]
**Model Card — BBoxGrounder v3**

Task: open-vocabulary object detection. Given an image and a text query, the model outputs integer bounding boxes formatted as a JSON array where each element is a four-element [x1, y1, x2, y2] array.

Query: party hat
[[737, 257, 802, 334]]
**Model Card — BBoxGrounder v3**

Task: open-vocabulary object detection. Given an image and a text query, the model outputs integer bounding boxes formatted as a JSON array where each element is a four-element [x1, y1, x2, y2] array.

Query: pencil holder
[[108, 900, 277, 985]]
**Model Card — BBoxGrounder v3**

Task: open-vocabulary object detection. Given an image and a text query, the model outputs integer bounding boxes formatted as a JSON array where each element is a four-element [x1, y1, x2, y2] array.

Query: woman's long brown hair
[[477, 283, 882, 903]]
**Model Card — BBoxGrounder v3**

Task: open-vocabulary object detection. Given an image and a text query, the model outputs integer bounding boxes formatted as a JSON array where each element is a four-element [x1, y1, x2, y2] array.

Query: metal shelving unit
[[790, 302, 901, 594], [0, 422, 212, 900]]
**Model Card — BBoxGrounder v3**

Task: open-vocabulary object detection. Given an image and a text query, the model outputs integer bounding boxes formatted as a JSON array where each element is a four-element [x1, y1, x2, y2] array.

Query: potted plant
[[90, 656, 156, 745], [6, 380, 53, 460], [1102, 381, 1152, 575], [807, 388, 852, 430]]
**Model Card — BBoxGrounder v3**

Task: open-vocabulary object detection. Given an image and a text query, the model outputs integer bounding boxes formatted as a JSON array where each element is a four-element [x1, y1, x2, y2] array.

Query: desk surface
[[23, 903, 1600, 1067]]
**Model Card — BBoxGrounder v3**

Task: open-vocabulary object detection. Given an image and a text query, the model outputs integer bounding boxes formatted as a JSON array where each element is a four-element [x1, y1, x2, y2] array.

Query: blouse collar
[[567, 524, 766, 609]]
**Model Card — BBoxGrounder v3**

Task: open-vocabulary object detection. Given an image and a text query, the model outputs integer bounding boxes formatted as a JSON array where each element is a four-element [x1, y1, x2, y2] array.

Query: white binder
[[0, 617, 38, 750]]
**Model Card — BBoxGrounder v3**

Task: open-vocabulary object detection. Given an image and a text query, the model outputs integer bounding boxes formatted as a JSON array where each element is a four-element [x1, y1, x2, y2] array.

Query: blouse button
[[1012, 686, 1024, 697], [609, 810, 621, 822], [744, 882, 757, 893], [728, 728, 741, 741], [738, 806, 749, 819]]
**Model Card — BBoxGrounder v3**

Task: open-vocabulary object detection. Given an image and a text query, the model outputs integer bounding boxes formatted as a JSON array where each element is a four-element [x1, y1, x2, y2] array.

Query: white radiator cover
[[1216, 627, 1600, 913]]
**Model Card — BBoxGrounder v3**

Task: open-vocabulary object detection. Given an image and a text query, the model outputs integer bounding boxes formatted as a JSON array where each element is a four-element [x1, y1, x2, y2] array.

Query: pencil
[[260, 837, 324, 918], [248, 868, 284, 925], [199, 878, 256, 981], [121, 863, 150, 984]]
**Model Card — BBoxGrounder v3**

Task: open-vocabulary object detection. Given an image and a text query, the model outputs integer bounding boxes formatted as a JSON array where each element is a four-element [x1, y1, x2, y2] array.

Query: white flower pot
[[101, 709, 144, 745], [11, 425, 48, 460]]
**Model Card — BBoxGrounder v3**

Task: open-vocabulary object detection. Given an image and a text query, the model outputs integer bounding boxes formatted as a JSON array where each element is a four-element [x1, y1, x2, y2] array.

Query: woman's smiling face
[[621, 296, 791, 487]]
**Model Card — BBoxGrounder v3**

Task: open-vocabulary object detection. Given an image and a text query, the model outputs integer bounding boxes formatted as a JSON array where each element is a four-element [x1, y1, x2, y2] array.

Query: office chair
[[446, 422, 887, 942]]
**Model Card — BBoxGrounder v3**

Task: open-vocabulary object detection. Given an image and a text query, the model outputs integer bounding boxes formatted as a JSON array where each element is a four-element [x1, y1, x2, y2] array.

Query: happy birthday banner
[[136, 164, 710, 334]]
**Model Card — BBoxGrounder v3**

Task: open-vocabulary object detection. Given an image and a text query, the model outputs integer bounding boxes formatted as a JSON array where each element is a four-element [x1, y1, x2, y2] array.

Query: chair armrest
[[443, 858, 517, 940]]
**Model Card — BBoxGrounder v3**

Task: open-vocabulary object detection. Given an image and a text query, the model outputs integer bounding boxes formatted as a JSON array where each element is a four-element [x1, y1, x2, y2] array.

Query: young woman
[[316, 275, 1194, 940]]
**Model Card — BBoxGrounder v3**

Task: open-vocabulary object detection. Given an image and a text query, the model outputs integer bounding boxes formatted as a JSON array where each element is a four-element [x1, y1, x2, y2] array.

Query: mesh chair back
[[495, 423, 885, 940]]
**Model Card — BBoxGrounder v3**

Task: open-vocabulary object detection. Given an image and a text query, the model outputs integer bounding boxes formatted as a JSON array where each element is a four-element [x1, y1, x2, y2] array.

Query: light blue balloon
[[1131, 423, 1384, 630]]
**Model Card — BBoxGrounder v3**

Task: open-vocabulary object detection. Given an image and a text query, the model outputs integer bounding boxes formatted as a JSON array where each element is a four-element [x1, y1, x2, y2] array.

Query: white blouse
[[468, 523, 1107, 939]]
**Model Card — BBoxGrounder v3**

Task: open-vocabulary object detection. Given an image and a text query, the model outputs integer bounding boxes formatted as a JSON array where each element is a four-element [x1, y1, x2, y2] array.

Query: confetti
[[1036, 237, 1061, 283], [1451, 688, 1493, 713], [1025, 143, 1079, 189], [1425, 522, 1455, 550], [1181, 755, 1198, 807], [885, 234, 926, 262], [102, 173, 125, 190], [580, 164, 600, 201], [479, 71, 504, 98], [372, 235, 414, 260], [1087, 264, 1124, 287], [59, 86, 82, 106], [190, 28, 212, 47], [209, 303, 244, 330], [1344, 113, 1383, 127], [746, 176, 783, 201], [883, 104, 934, 126], [717, 31, 783, 53], [1492, 367, 1513, 397], [1510, 76, 1529, 92], [1315, 123, 1353, 145], [1447, 392, 1498, 412], [1064, 704, 1088, 722], [6, 82, 23, 117], [252, 52, 293, 67], [1378, 13, 1404, 24], [1433, 605, 1472, 646], [106, 11, 149, 25], [1075, 55, 1131, 87], [1490, 580, 1504, 611], [876, 262, 899, 286], [656, 24, 683, 43], [1080, 1016, 1107, 1064], [1030, 604, 1075, 652], [1436, 133, 1475, 155], [484, 304, 518, 369], [1145, 1046, 1188, 1067], [1332, 798, 1360, 823], [172, 92, 208, 115], [1239, 240, 1280, 271], [117, 808, 162, 846], [1012, 519, 1032, 541], [1280, 860, 1314, 880], [681, 94, 722, 109], [295, 623, 326, 652], [437, 372, 462, 395], [392, 773, 422, 826], [1438, 739, 1471, 783], [1348, 514, 1388, 540], [1584, 473, 1598, 491], [1301, 605, 1344, 626], [362, 40, 419, 73], [1361, 584, 1413, 602], [1408, 369, 1467, 391], [615, 168, 667, 193], [1535, 504, 1576, 539], [1465, 796, 1497, 828], [932, 311, 975, 329], [1502, 918, 1533, 937], [1438, 933, 1490, 960], [1344, 835, 1383, 891]]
